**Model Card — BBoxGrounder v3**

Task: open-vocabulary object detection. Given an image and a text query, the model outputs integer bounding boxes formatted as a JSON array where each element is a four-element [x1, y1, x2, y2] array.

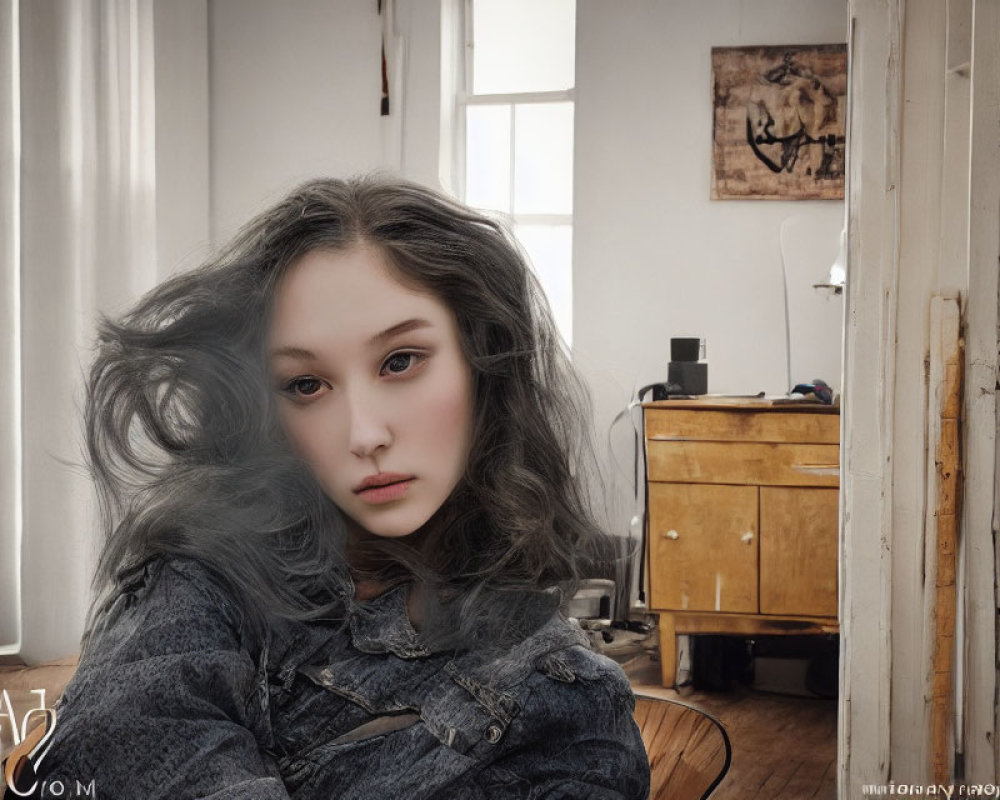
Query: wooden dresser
[[642, 399, 840, 687]]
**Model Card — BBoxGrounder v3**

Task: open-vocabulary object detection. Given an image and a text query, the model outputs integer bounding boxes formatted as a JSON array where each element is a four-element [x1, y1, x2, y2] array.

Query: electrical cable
[[605, 382, 677, 607], [778, 217, 795, 393]]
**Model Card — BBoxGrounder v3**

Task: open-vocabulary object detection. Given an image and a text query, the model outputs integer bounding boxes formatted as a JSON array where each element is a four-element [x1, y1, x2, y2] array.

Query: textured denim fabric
[[26, 557, 650, 799]]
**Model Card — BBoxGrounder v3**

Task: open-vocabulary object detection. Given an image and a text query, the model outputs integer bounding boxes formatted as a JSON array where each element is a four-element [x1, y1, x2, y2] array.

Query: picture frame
[[711, 44, 848, 200]]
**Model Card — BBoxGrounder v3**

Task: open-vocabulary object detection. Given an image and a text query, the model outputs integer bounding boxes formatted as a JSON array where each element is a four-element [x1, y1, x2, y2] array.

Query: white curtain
[[1, 0, 158, 661]]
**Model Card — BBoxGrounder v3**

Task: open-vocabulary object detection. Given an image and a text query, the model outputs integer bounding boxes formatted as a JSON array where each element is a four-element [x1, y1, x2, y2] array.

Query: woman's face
[[269, 244, 474, 539]]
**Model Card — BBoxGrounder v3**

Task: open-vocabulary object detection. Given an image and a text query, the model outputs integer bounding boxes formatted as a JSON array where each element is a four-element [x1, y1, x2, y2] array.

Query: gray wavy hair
[[83, 176, 614, 653]]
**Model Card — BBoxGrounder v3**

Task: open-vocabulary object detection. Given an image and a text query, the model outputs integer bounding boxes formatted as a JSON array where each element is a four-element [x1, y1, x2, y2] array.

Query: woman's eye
[[381, 351, 423, 376], [282, 376, 327, 398]]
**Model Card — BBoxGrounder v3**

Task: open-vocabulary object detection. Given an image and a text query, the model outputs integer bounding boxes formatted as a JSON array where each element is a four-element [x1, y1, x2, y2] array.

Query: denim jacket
[[26, 557, 650, 799]]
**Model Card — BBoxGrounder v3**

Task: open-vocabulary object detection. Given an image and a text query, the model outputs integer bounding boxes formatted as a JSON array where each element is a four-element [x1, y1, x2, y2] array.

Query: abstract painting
[[711, 44, 847, 200]]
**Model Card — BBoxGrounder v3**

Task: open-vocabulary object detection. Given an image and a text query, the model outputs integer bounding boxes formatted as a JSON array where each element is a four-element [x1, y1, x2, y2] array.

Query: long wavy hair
[[83, 176, 612, 653]]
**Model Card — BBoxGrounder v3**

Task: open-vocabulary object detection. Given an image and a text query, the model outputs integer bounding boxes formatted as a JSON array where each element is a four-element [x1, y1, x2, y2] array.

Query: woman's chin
[[346, 513, 429, 541], [363, 525, 422, 540]]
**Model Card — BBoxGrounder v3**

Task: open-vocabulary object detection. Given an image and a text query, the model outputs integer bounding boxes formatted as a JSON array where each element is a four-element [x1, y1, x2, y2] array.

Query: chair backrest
[[633, 694, 732, 800]]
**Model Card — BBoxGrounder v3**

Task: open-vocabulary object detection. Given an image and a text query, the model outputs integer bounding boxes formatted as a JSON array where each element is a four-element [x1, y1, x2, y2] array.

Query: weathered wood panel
[[841, 0, 900, 792], [924, 296, 962, 782], [962, 0, 1000, 782], [844, 0, 1000, 793]]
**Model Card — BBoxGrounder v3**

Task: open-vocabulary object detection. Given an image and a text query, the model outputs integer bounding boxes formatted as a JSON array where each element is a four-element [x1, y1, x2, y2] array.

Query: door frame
[[841, 0, 1000, 792]]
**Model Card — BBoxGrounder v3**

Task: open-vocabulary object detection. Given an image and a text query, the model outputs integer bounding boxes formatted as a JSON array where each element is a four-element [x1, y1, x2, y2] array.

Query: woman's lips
[[356, 478, 413, 504]]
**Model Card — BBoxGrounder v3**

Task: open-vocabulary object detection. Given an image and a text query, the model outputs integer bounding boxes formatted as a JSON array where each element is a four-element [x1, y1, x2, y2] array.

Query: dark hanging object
[[379, 0, 390, 115], [381, 44, 390, 115]]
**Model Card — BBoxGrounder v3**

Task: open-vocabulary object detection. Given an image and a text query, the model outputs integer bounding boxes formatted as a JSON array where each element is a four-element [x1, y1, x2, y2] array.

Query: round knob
[[741, 531, 754, 543], [663, 529, 679, 540]]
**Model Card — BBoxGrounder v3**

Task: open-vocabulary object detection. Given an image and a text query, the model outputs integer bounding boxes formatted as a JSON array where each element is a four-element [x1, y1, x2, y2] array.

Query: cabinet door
[[648, 483, 758, 613], [759, 487, 839, 617]]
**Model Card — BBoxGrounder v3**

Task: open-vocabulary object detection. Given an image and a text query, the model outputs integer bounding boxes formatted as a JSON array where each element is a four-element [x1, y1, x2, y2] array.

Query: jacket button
[[485, 723, 504, 744]]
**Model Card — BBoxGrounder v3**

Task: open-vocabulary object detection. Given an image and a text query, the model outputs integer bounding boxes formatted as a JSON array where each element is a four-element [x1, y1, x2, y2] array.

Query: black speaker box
[[667, 361, 708, 395]]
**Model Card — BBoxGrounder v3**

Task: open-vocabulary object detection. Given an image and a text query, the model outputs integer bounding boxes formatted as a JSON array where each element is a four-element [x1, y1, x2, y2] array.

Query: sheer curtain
[[1, 0, 158, 662]]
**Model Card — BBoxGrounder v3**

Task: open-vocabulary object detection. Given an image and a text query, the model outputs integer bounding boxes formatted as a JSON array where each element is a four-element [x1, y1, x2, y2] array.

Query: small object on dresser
[[670, 337, 703, 362], [667, 336, 708, 395], [564, 578, 616, 620], [790, 378, 833, 404]]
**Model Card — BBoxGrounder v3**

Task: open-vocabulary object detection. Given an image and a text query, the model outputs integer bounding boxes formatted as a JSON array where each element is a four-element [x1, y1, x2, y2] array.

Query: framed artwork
[[711, 44, 847, 200]]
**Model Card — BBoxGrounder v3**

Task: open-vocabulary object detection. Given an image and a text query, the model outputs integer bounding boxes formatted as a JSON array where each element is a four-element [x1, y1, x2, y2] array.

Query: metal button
[[485, 723, 503, 744]]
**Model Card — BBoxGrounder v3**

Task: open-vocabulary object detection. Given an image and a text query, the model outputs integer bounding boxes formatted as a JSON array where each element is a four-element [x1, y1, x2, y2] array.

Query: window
[[458, 0, 576, 345]]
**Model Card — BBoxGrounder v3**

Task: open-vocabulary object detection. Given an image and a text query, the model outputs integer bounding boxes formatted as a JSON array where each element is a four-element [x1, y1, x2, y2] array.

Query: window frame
[[454, 0, 576, 341]]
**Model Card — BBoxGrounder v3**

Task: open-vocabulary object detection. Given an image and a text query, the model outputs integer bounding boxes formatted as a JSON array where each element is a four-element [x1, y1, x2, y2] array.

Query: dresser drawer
[[644, 408, 839, 444], [646, 440, 839, 486]]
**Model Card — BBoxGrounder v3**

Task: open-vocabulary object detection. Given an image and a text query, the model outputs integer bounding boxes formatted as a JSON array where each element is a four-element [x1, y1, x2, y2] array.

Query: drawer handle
[[793, 464, 840, 476], [662, 530, 680, 540], [741, 531, 754, 543]]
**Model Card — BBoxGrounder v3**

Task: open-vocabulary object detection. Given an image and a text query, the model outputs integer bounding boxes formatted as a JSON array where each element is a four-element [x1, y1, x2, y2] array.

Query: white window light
[[458, 0, 576, 347]]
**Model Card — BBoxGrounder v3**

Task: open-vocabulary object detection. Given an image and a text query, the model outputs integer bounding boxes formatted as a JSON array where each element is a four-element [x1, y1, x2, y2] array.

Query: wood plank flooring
[[626, 653, 837, 799]]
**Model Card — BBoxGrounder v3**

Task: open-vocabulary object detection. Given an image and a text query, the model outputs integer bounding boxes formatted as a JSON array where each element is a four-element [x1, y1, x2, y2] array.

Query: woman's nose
[[346, 387, 392, 458]]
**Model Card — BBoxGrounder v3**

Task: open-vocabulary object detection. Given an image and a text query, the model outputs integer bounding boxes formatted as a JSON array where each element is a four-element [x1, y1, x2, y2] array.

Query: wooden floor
[[625, 653, 837, 799]]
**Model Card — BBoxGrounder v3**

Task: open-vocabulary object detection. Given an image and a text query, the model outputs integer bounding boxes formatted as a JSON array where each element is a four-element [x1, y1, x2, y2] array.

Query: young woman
[[22, 177, 650, 799]]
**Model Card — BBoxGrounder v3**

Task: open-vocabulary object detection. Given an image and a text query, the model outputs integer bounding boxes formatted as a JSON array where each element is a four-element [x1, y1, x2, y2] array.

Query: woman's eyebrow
[[270, 319, 433, 361], [369, 317, 433, 346], [270, 345, 316, 361]]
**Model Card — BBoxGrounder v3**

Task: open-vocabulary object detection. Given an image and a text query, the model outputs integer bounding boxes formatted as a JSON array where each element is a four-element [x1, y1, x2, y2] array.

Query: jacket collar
[[346, 583, 430, 658]]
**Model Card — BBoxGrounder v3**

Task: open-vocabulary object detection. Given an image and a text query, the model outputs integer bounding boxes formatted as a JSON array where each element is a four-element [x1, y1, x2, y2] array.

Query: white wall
[[154, 0, 211, 277], [209, 0, 446, 244], [573, 0, 848, 535], [156, 0, 447, 265], [209, 0, 384, 240]]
